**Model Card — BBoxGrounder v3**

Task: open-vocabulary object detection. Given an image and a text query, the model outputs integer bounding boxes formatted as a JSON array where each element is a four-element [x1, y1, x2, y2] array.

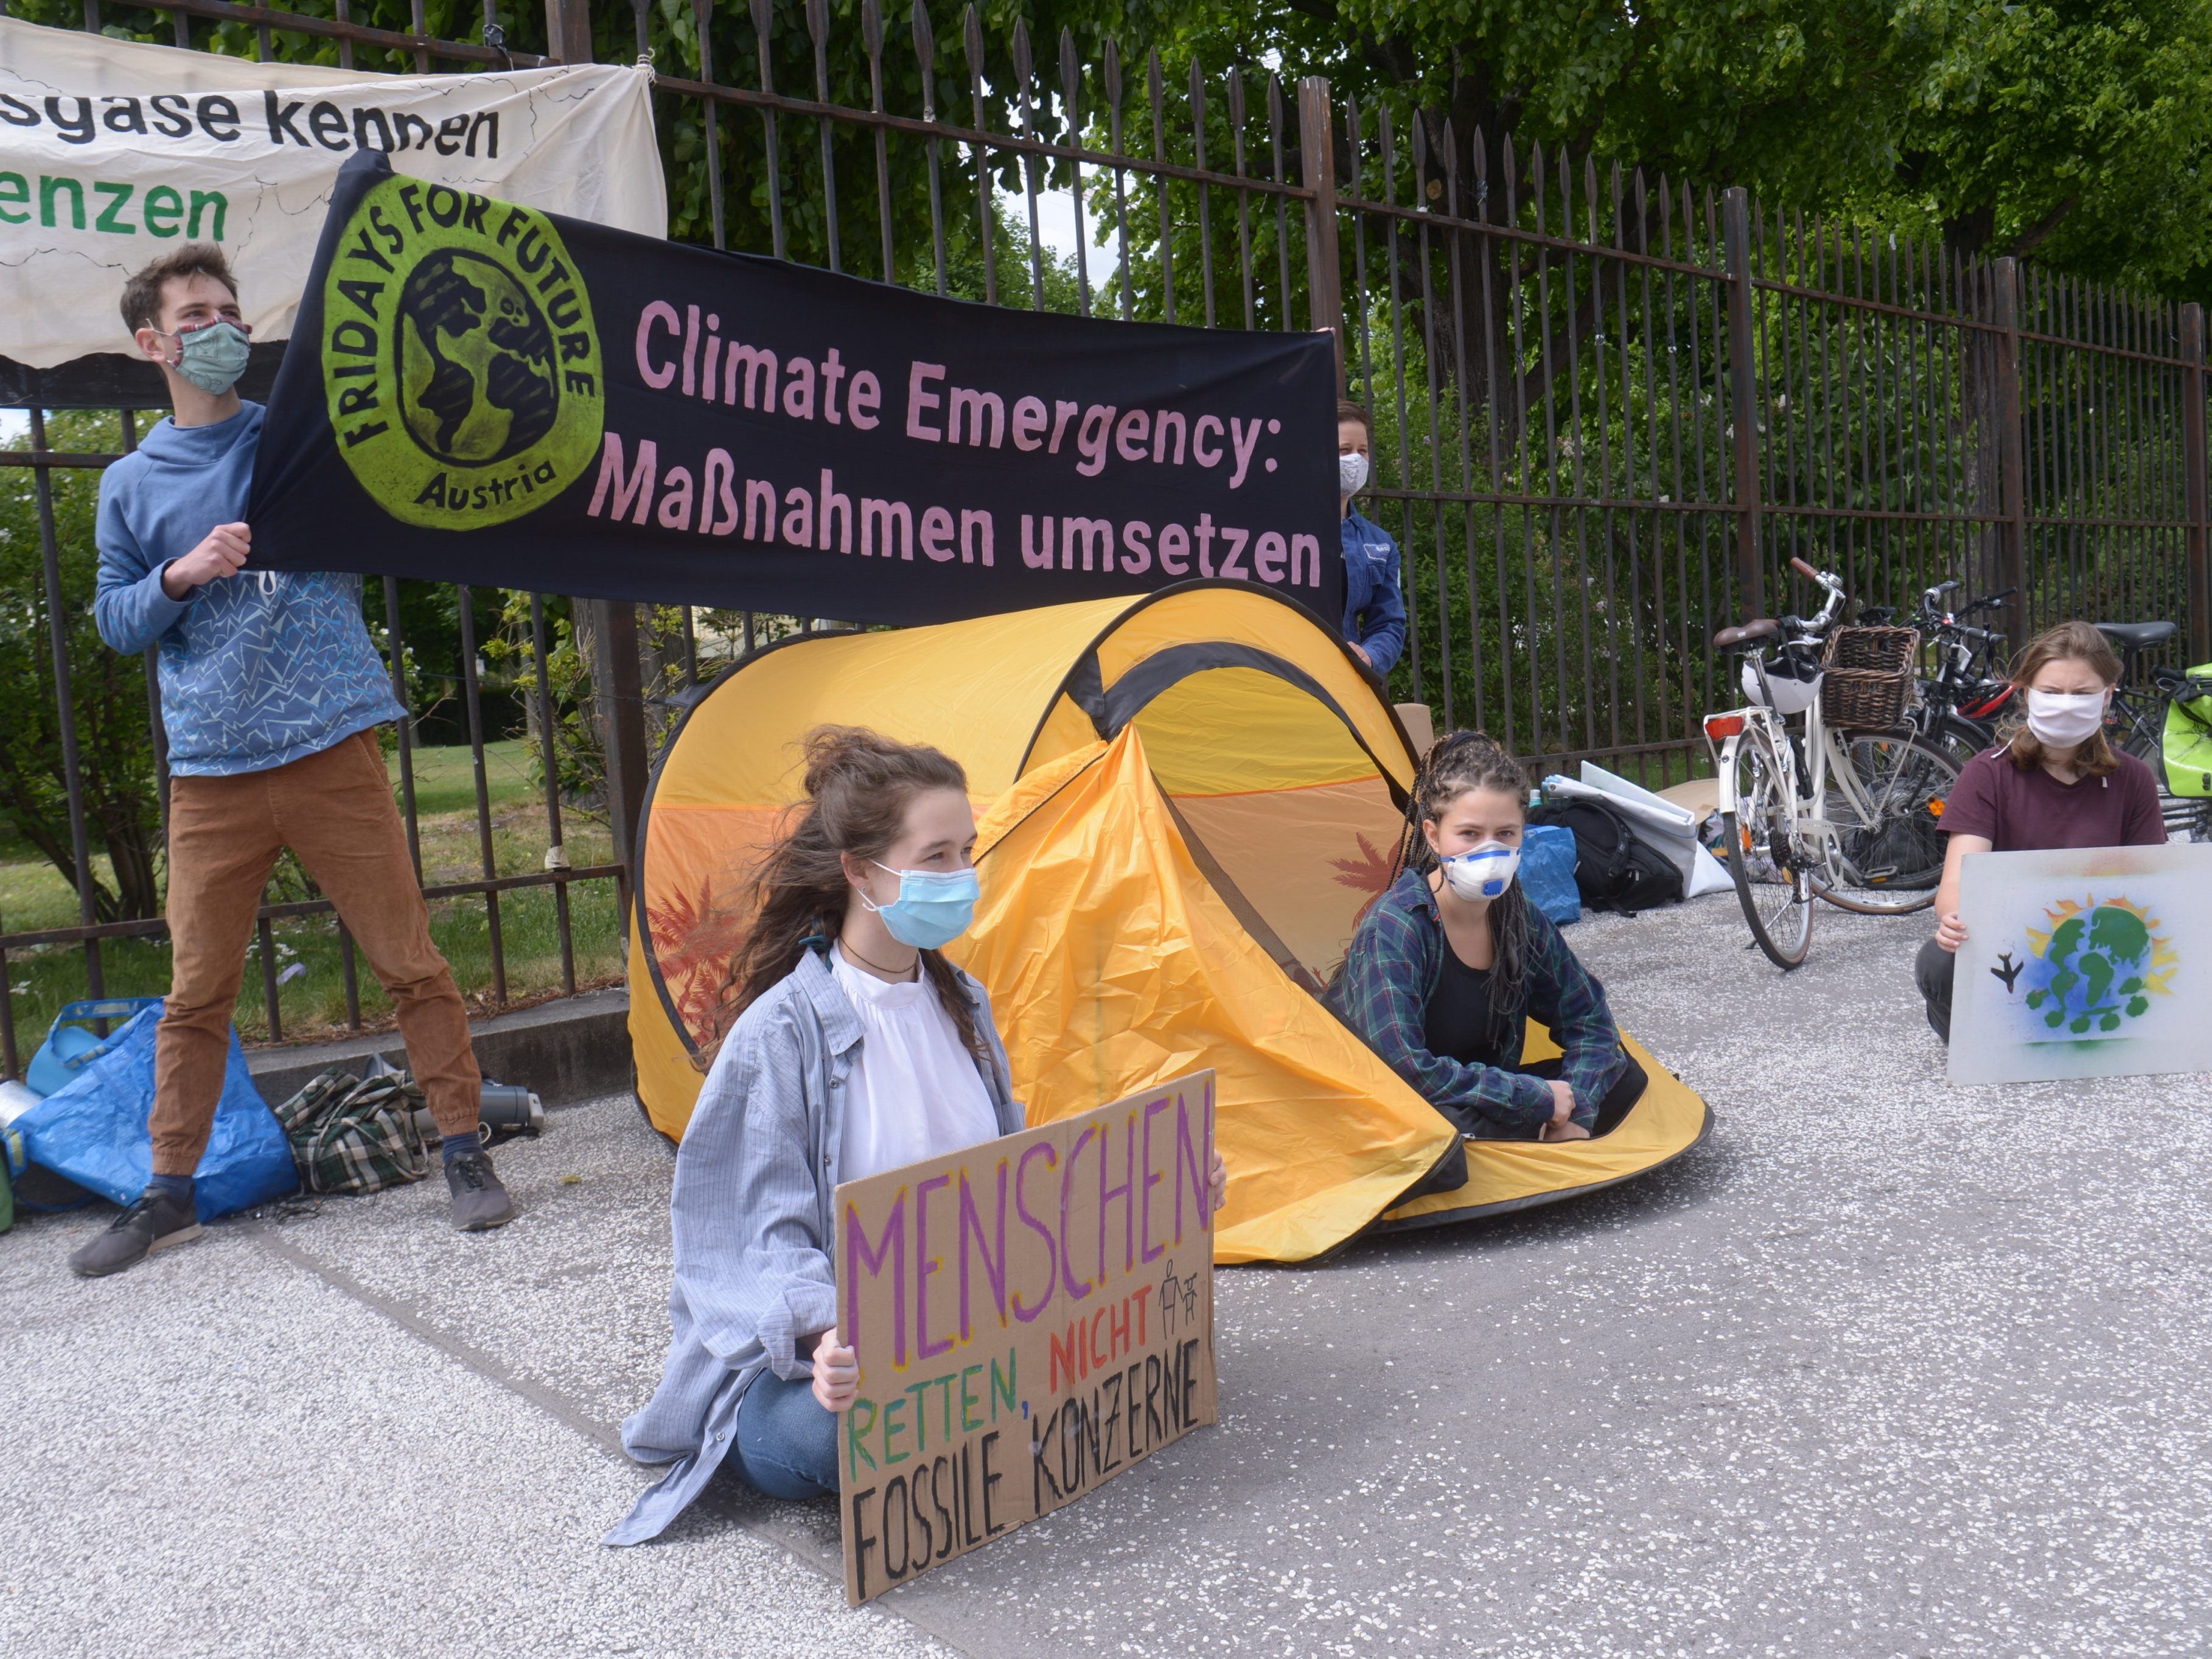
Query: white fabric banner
[[0, 18, 664, 369]]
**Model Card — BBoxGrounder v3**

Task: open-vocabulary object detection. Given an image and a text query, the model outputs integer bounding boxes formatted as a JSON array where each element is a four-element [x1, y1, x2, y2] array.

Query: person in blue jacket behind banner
[[1337, 399, 1407, 677]]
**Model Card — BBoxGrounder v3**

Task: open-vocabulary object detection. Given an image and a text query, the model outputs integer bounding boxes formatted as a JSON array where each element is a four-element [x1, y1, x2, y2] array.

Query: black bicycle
[[1860, 581, 2015, 768]]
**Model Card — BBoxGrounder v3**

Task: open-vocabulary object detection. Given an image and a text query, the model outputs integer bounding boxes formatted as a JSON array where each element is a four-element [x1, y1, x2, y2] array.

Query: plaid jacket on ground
[[1330, 868, 1626, 1137]]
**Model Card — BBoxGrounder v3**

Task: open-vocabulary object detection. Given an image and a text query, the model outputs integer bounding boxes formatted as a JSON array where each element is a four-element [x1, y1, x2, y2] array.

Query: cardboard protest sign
[[836, 1071, 1218, 1604], [245, 150, 1341, 626], [1950, 843, 2212, 1084], [0, 16, 661, 398]]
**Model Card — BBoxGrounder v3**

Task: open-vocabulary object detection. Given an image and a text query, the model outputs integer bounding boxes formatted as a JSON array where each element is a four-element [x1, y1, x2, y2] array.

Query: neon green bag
[[2163, 663, 2212, 797]]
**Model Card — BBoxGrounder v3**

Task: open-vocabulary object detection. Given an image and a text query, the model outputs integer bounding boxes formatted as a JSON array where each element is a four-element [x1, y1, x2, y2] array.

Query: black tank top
[[1423, 944, 1497, 1065]]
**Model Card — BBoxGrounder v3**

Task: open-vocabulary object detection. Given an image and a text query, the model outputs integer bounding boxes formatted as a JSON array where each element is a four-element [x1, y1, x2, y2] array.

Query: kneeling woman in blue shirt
[[609, 727, 1223, 1543], [1333, 732, 1645, 1140]]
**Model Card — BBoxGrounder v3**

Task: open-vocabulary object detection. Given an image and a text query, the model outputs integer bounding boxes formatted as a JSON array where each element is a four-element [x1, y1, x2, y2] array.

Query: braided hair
[[1392, 730, 1535, 1056]]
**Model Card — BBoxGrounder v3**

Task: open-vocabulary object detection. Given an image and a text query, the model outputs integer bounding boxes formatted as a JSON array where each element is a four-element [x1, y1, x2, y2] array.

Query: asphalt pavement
[[6, 893, 2208, 1657]]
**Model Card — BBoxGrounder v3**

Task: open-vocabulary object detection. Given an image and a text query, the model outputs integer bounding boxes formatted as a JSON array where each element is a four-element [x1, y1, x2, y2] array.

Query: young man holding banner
[[71, 245, 511, 1279]]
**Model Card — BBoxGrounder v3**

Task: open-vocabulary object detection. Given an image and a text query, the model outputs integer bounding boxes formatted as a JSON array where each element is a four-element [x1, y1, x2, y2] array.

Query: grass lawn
[[1, 738, 624, 1065]]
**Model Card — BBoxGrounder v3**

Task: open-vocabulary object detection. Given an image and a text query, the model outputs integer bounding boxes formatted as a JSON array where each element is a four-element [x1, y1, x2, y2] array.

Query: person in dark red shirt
[[1918, 621, 2167, 1039]]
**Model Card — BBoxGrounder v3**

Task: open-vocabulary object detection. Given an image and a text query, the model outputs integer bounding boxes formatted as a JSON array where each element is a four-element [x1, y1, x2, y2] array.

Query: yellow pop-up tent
[[628, 582, 1709, 1263]]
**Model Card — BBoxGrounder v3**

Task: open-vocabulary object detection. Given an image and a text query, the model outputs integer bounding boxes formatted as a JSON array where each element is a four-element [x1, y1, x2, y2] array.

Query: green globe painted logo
[[323, 175, 602, 529]]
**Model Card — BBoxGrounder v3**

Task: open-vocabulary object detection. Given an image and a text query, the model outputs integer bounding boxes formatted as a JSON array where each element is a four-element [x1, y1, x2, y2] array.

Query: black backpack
[[1529, 799, 1684, 915]]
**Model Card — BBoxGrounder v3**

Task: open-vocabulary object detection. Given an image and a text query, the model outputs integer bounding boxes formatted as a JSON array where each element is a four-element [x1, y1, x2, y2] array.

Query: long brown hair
[[2001, 620, 2123, 777], [1392, 730, 1535, 1053], [703, 725, 984, 1064]]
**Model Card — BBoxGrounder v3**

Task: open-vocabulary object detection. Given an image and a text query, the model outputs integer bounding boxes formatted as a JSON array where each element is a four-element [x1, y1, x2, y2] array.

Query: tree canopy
[[1069, 0, 2212, 302]]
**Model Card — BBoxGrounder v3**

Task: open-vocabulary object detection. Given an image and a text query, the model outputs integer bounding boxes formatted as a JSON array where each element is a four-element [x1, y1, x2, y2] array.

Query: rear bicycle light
[[1704, 713, 1746, 739]]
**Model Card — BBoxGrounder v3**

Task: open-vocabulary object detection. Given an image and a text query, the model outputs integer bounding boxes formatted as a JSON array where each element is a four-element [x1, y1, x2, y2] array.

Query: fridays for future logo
[[321, 173, 603, 529]]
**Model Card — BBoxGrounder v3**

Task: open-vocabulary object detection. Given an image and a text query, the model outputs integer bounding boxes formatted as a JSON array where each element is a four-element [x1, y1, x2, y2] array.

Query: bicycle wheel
[[1723, 732, 1812, 969], [1812, 734, 1959, 914], [1925, 712, 1994, 771]]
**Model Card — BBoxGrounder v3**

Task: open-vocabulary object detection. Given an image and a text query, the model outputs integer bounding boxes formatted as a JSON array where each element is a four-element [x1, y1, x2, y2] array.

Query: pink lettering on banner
[[635, 301, 679, 390]]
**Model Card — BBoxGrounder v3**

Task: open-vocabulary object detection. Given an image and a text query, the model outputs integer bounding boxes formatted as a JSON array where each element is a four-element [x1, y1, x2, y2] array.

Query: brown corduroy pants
[[150, 728, 481, 1175]]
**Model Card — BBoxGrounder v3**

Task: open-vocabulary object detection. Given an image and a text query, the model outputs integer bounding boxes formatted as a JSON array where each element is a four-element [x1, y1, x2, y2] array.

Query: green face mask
[[166, 318, 253, 395]]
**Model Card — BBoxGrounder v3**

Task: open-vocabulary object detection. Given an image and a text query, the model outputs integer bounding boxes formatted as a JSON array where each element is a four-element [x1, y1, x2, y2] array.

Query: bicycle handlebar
[[1961, 587, 2016, 616], [1789, 556, 1822, 581]]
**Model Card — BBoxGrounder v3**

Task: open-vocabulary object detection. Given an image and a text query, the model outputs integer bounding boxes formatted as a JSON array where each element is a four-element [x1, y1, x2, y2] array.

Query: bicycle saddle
[[1712, 618, 1782, 651], [2096, 620, 2177, 651]]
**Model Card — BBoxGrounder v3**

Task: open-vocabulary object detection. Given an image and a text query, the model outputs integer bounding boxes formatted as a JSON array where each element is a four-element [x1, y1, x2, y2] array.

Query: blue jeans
[[730, 1370, 840, 1500]]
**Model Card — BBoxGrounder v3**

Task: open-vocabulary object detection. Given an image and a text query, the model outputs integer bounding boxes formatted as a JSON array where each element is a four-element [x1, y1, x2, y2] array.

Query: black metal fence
[[4, 0, 2207, 1074]]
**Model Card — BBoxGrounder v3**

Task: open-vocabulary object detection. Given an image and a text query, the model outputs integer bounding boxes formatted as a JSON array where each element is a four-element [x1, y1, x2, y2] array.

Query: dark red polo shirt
[[1941, 746, 2166, 850]]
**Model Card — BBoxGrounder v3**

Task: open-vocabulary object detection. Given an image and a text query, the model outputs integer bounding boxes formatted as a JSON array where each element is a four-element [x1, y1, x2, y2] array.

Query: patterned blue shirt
[[93, 402, 405, 777], [1330, 869, 1625, 1136]]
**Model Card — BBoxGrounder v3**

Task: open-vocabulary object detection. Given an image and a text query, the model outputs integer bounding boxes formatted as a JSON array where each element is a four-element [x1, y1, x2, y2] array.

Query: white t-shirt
[[830, 944, 1001, 1183]]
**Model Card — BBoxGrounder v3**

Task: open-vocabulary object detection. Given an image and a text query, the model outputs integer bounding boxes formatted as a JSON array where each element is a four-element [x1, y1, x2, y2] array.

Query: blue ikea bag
[[15, 1004, 298, 1221], [1521, 823, 1582, 926]]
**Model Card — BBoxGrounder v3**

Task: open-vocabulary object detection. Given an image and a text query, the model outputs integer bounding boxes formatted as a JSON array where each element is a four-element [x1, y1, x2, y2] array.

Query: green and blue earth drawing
[[1998, 895, 2175, 1041]]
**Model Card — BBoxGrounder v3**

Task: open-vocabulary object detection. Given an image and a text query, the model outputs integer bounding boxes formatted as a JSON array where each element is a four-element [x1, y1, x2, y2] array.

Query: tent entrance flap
[[1128, 666, 1407, 983]]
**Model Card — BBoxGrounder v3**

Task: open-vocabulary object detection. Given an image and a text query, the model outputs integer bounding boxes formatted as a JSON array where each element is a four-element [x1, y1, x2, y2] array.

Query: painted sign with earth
[[834, 1072, 1218, 1605], [246, 150, 1339, 628], [1949, 843, 2212, 1084]]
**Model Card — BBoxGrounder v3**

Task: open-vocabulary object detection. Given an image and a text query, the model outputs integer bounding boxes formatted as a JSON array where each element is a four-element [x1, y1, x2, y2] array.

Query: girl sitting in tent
[[1332, 731, 1646, 1141], [607, 727, 1223, 1543]]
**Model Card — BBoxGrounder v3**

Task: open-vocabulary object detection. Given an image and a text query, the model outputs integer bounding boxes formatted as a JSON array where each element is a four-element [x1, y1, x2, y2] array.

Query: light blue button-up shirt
[[604, 948, 1022, 1545]]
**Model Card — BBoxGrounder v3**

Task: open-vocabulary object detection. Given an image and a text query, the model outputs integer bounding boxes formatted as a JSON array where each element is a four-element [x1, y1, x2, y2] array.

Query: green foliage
[[1109, 0, 2212, 302], [0, 411, 162, 924]]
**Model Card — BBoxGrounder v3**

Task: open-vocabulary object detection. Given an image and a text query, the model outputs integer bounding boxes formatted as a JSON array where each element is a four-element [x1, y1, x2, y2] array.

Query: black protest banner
[[247, 151, 1342, 627]]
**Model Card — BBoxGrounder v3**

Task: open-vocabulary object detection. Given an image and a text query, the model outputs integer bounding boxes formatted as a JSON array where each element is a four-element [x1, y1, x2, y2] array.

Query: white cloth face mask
[[2025, 688, 2106, 747], [1339, 452, 1370, 497]]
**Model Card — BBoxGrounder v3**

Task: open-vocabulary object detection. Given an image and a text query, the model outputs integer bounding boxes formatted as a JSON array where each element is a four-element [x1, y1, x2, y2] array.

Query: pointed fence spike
[[910, 0, 935, 119], [1059, 25, 1080, 134]]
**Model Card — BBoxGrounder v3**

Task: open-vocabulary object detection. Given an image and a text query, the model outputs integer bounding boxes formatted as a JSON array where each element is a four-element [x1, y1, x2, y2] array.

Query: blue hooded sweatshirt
[[93, 402, 404, 777]]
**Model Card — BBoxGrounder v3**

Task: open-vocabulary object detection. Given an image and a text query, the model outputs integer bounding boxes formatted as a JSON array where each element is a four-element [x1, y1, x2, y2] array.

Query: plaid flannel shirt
[[1331, 869, 1626, 1136]]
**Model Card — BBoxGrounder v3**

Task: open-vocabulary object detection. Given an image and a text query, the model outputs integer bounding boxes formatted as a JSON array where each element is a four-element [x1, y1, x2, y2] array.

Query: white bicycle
[[1704, 558, 1960, 969]]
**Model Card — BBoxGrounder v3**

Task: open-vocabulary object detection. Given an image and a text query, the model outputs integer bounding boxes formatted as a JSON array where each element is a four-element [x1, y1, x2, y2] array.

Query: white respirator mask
[[1339, 451, 1370, 497], [1439, 840, 1521, 901]]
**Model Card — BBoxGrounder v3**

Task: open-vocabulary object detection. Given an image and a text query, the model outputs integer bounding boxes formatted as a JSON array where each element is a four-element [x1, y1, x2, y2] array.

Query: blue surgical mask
[[1440, 840, 1521, 901], [863, 861, 980, 949], [166, 317, 252, 395]]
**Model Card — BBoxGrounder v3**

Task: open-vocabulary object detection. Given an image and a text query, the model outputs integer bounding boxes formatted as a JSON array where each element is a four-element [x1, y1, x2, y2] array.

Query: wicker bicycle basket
[[1819, 625, 1921, 730]]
